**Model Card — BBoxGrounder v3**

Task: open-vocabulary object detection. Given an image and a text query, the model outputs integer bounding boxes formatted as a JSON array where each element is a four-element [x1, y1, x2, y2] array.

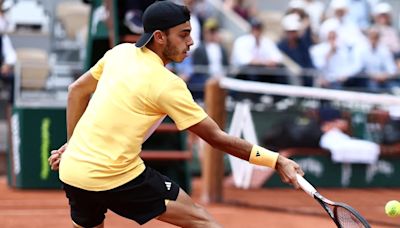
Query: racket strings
[[335, 206, 366, 228]]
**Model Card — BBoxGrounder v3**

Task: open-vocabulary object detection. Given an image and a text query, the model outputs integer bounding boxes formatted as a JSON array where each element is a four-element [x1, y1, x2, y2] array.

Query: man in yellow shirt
[[49, 1, 304, 227]]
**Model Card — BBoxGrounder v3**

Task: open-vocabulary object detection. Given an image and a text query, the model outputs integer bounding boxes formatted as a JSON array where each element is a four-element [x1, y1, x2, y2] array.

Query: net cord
[[220, 78, 400, 106]]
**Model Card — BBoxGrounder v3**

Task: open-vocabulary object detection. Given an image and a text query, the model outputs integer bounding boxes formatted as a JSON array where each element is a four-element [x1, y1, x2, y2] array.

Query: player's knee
[[190, 204, 221, 227], [195, 205, 210, 220]]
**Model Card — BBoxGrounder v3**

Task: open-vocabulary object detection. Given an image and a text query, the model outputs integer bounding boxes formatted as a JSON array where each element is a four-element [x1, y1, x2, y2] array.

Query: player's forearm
[[208, 131, 253, 160], [190, 117, 279, 168], [210, 131, 279, 168]]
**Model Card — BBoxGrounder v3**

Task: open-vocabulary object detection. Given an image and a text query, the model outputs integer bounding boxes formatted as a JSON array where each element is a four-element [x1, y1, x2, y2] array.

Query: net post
[[201, 79, 226, 203]]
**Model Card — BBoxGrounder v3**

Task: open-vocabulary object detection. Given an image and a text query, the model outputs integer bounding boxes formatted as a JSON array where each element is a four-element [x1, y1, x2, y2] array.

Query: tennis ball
[[385, 200, 400, 217]]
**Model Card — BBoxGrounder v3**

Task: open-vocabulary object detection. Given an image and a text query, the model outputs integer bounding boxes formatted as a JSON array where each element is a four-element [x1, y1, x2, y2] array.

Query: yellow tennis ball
[[385, 200, 400, 217]]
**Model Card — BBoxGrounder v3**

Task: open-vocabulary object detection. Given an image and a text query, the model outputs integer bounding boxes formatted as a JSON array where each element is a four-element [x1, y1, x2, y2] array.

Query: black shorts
[[62, 167, 180, 227]]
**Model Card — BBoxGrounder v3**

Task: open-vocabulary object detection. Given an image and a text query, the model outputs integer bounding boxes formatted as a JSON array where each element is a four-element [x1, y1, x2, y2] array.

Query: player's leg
[[62, 182, 108, 228], [72, 221, 104, 228], [157, 188, 222, 228], [106, 167, 221, 227]]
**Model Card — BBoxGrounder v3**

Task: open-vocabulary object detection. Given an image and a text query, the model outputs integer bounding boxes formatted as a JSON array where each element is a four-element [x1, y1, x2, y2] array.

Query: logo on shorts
[[165, 181, 171, 191]]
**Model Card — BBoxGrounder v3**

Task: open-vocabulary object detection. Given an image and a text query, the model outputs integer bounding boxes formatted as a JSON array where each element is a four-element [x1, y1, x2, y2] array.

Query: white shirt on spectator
[[355, 42, 397, 76], [376, 25, 400, 54], [205, 42, 224, 77], [2, 34, 16, 65], [190, 15, 201, 52], [230, 34, 283, 66], [310, 41, 360, 82]]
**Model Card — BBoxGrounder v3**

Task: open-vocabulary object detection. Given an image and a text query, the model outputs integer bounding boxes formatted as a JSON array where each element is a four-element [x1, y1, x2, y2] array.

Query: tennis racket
[[296, 174, 371, 228]]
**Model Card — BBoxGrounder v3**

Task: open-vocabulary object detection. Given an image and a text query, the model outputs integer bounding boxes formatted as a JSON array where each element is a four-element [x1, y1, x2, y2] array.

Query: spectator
[[310, 23, 360, 89], [286, 0, 307, 18], [346, 0, 371, 31], [0, 0, 16, 106], [185, 0, 202, 46], [371, 2, 400, 62], [302, 0, 325, 36], [190, 18, 229, 100], [278, 13, 314, 86], [286, 0, 309, 25], [224, 0, 257, 22], [189, 0, 216, 29], [263, 105, 380, 165], [319, 105, 380, 165], [320, 0, 367, 50], [354, 27, 398, 92], [285, 0, 313, 35], [231, 18, 286, 84]]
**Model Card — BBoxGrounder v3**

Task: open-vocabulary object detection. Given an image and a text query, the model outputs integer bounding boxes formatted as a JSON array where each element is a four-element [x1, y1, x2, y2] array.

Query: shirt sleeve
[[2, 35, 16, 65], [89, 50, 110, 80], [265, 39, 284, 63], [231, 36, 253, 66], [382, 47, 397, 75], [157, 79, 208, 130], [310, 44, 327, 69]]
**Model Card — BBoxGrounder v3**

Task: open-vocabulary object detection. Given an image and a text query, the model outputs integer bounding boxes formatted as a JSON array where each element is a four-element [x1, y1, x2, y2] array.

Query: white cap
[[330, 0, 348, 10], [374, 2, 392, 15], [282, 13, 302, 31], [2, 0, 13, 11], [288, 0, 305, 10], [319, 19, 339, 41]]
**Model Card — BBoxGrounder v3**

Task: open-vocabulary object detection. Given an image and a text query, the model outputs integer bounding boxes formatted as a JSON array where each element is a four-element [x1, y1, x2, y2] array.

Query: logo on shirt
[[165, 181, 172, 191]]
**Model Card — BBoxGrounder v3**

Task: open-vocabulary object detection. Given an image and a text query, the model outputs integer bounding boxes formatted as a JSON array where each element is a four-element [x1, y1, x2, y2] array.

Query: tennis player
[[48, 1, 304, 227]]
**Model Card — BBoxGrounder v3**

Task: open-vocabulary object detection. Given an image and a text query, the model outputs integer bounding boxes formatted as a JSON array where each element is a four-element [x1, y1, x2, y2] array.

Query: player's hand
[[48, 143, 67, 171], [275, 155, 304, 189]]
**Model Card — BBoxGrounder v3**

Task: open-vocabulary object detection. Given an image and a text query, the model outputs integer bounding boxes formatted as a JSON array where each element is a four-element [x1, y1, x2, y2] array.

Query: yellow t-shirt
[[59, 44, 208, 191]]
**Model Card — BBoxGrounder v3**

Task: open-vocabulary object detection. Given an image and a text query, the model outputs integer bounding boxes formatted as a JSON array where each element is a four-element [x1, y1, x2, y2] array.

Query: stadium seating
[[16, 48, 50, 90]]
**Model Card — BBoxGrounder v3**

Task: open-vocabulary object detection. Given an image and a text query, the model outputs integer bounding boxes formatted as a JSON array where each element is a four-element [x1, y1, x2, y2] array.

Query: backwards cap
[[136, 1, 191, 48]]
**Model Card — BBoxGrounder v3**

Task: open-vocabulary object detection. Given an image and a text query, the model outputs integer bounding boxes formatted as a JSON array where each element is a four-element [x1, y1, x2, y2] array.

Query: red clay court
[[0, 176, 399, 228]]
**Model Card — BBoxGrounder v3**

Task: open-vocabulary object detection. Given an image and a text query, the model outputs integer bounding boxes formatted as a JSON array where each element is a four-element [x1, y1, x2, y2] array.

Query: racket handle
[[296, 174, 317, 197]]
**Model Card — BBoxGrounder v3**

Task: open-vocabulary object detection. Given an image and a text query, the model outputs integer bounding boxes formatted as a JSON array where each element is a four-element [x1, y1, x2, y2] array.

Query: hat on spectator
[[203, 18, 219, 31], [373, 2, 392, 15], [288, 0, 305, 10], [282, 13, 302, 31], [319, 106, 342, 123], [136, 1, 191, 48], [1, 0, 13, 11], [330, 0, 348, 10], [319, 19, 339, 41], [249, 18, 263, 29]]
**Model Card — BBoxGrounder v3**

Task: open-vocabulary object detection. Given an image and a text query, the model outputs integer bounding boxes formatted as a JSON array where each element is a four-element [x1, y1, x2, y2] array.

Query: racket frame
[[296, 174, 371, 228]]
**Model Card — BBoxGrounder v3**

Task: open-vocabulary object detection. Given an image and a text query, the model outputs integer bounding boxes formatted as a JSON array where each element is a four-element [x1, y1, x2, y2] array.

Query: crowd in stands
[[156, 0, 400, 102], [1, 0, 399, 106]]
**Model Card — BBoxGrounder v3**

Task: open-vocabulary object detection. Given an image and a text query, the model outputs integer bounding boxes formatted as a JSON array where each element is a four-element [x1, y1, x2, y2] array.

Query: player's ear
[[153, 30, 166, 45]]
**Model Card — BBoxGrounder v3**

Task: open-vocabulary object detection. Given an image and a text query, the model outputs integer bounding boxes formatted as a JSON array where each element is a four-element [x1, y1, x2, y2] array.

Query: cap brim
[[135, 32, 154, 48]]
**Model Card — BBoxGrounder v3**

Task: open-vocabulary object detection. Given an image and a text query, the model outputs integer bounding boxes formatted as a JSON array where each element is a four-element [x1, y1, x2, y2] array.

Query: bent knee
[[188, 204, 221, 227]]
